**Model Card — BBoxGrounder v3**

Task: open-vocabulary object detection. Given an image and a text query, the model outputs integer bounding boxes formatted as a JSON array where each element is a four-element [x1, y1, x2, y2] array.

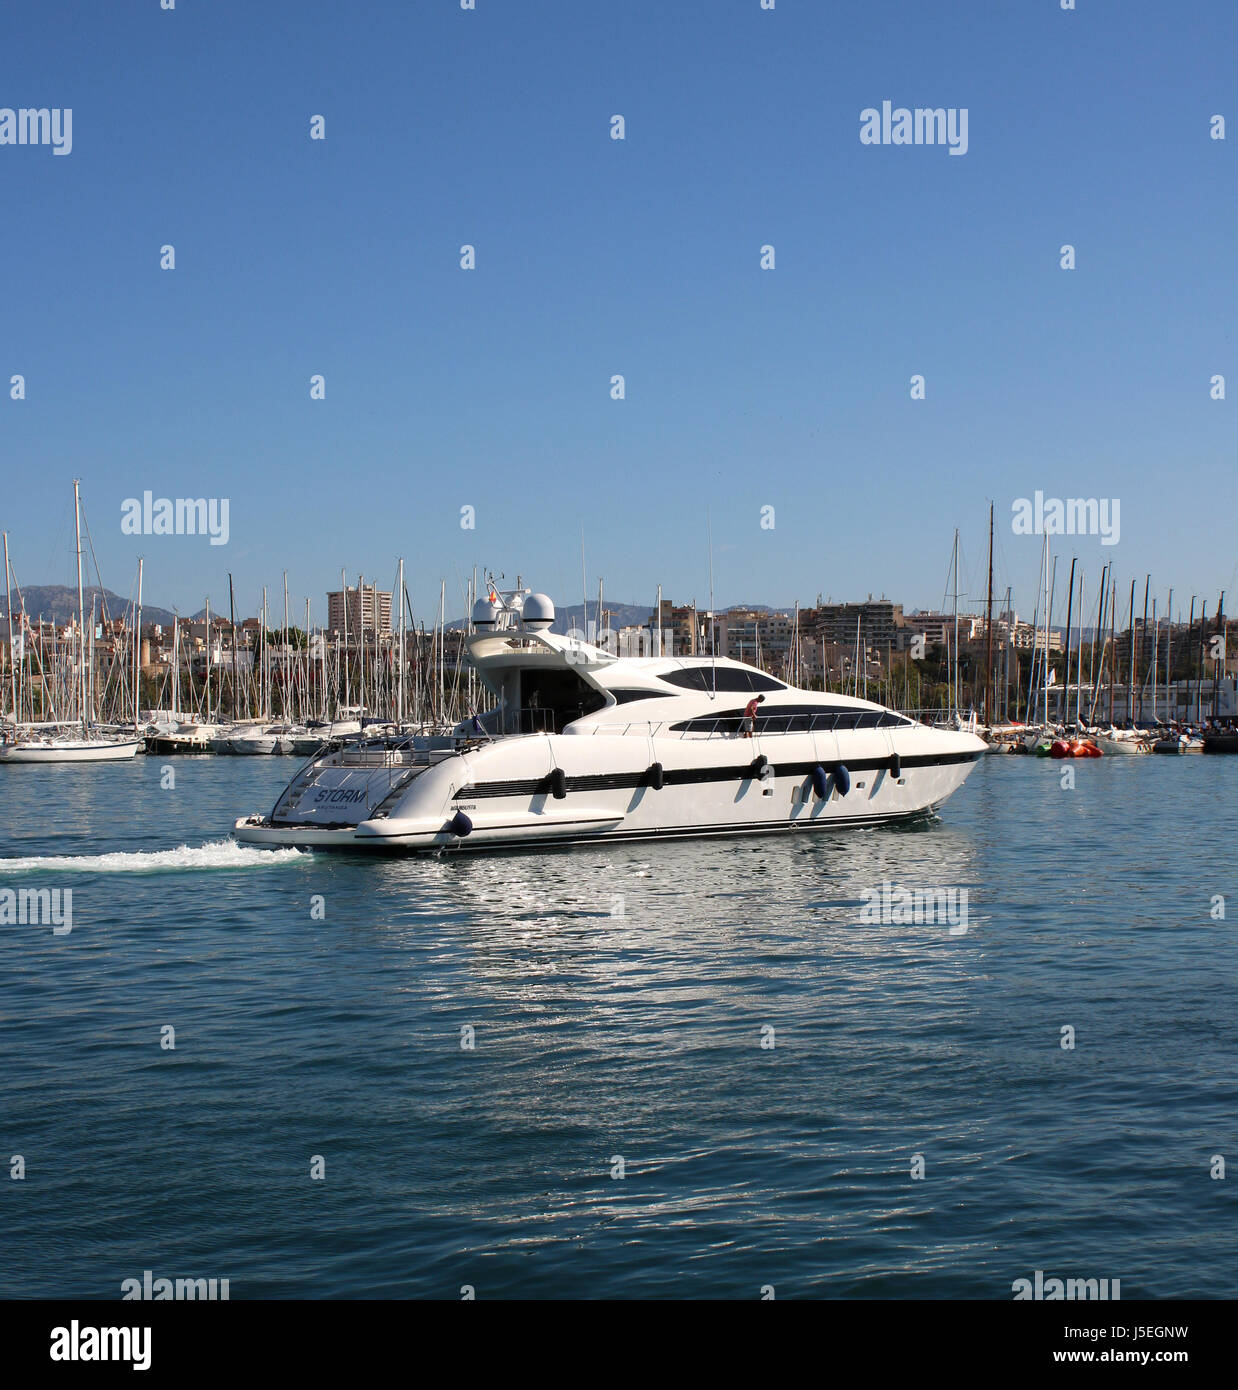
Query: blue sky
[[2, 0, 1235, 629]]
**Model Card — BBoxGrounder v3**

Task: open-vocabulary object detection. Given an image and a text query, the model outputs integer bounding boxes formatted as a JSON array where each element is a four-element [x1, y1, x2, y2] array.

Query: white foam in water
[[1, 839, 308, 874]]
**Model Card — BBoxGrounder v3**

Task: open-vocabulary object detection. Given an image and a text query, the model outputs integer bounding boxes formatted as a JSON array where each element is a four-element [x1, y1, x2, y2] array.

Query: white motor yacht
[[235, 587, 985, 855], [228, 723, 302, 755]]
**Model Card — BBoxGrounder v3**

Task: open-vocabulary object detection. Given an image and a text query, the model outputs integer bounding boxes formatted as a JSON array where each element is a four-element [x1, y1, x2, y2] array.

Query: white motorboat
[[144, 719, 224, 754], [290, 731, 330, 757], [229, 723, 303, 755], [210, 720, 282, 754], [235, 586, 985, 855]]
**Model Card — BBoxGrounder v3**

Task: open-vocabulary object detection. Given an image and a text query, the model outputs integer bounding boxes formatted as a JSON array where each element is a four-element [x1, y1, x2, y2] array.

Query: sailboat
[[0, 483, 143, 763]]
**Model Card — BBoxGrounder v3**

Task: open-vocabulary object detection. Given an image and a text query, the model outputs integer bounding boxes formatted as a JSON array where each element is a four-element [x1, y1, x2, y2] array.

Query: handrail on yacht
[[576, 710, 910, 739]]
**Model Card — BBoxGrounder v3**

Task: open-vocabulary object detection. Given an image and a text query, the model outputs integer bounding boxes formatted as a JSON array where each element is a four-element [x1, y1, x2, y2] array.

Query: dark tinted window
[[669, 703, 908, 734], [609, 688, 665, 705], [660, 666, 784, 694]]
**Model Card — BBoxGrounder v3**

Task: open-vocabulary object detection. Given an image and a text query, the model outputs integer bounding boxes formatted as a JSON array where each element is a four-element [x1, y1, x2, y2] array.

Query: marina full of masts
[[2, 491, 1237, 760]]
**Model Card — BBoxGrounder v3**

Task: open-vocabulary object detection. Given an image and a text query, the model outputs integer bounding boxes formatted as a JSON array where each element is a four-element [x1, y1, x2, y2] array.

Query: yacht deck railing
[[575, 710, 914, 739]]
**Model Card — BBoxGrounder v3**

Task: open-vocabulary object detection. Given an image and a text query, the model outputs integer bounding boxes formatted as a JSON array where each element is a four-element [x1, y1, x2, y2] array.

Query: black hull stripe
[[461, 751, 980, 800], [304, 806, 938, 855]]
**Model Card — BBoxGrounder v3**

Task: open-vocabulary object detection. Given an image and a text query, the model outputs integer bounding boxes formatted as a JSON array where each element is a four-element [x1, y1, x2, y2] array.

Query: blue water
[[1, 754, 1235, 1298]]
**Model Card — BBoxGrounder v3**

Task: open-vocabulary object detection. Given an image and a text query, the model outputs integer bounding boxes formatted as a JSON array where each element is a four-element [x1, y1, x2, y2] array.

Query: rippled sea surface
[[1, 753, 1236, 1299]]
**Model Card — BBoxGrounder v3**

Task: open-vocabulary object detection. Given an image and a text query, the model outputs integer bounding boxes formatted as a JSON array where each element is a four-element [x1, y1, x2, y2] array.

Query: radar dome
[[523, 593, 555, 630], [472, 596, 500, 629]]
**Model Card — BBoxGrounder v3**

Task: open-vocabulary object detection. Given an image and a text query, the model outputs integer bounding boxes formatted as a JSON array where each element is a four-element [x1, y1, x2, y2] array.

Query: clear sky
[[2, 0, 1236, 629]]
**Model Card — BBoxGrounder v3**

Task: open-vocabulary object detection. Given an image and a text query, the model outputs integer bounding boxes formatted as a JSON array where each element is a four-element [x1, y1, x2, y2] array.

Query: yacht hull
[[0, 738, 144, 763], [234, 727, 984, 855]]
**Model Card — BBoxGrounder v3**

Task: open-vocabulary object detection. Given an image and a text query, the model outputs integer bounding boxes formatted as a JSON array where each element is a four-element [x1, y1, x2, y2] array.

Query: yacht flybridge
[[233, 587, 985, 853]]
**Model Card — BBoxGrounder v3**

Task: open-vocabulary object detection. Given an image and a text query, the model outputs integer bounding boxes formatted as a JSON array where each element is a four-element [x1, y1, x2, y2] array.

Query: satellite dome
[[472, 596, 500, 629], [523, 593, 555, 630]]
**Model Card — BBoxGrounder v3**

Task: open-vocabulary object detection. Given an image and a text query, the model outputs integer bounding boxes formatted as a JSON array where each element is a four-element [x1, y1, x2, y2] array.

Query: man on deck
[[743, 693, 766, 737]]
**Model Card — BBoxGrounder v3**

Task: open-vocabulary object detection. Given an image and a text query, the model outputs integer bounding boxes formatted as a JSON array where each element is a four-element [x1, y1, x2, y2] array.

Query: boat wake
[[1, 839, 308, 874]]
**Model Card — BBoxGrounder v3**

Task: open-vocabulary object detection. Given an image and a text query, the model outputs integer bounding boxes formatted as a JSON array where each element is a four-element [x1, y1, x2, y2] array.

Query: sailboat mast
[[1075, 570, 1085, 726], [3, 532, 16, 727], [438, 579, 446, 725], [1127, 580, 1136, 723], [303, 597, 311, 725], [1196, 602, 1208, 723], [1165, 588, 1173, 720], [341, 568, 350, 711], [951, 529, 959, 719], [204, 595, 211, 725], [133, 557, 143, 733], [356, 575, 366, 715], [282, 571, 289, 720], [397, 557, 405, 725], [1088, 563, 1107, 725], [73, 480, 88, 729], [227, 573, 239, 720], [1144, 594, 1156, 722], [1109, 581, 1117, 725], [984, 503, 994, 726], [1187, 596, 1196, 721], [1042, 544, 1055, 727], [1062, 557, 1076, 727]]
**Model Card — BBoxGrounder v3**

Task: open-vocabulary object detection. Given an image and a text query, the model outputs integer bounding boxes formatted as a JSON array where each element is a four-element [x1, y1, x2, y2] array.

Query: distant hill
[[3, 585, 179, 628], [550, 601, 653, 634]]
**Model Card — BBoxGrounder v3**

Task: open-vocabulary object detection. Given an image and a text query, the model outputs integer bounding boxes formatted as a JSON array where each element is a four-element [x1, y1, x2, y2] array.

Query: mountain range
[[3, 586, 179, 629]]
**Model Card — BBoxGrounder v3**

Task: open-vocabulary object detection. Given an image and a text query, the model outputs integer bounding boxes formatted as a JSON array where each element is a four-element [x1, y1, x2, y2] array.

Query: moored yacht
[[0, 726, 144, 762], [234, 587, 986, 854]]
